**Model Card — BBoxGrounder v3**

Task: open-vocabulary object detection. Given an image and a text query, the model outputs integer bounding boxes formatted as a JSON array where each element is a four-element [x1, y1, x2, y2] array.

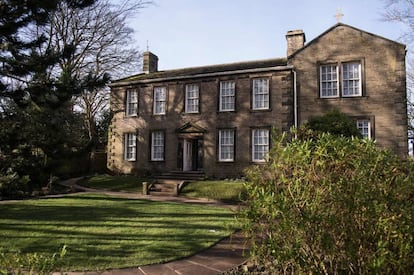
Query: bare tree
[[382, 0, 414, 152], [47, 0, 151, 171]]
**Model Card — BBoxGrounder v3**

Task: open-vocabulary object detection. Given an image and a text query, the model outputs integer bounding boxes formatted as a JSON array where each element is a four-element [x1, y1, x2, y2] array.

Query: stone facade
[[290, 24, 407, 156], [107, 23, 408, 178]]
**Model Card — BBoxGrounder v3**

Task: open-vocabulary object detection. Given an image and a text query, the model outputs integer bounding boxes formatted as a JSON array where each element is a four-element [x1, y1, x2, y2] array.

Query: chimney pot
[[286, 30, 306, 57], [143, 51, 158, 74]]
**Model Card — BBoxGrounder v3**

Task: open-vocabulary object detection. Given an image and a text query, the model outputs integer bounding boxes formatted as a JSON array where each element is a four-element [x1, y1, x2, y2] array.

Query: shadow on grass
[[0, 194, 237, 270]]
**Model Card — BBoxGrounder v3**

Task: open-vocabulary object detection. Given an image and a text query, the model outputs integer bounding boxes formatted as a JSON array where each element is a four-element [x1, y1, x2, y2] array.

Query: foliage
[[0, 194, 236, 270], [0, 172, 30, 199], [0, 246, 66, 275], [240, 131, 414, 274], [0, 0, 101, 194], [303, 109, 362, 138], [181, 180, 247, 202]]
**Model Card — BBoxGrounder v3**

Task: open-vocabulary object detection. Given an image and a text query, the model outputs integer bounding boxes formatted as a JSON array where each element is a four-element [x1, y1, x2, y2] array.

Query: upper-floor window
[[151, 130, 165, 161], [320, 61, 362, 98], [357, 119, 371, 139], [252, 78, 269, 110], [219, 81, 235, 111], [342, 62, 362, 97], [218, 129, 235, 162], [185, 84, 199, 113], [126, 89, 138, 116], [252, 128, 269, 162], [153, 86, 167, 115], [124, 133, 137, 161]]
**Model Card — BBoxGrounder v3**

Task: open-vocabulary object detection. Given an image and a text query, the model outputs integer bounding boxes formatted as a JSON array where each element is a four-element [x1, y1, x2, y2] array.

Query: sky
[[127, 0, 407, 71]]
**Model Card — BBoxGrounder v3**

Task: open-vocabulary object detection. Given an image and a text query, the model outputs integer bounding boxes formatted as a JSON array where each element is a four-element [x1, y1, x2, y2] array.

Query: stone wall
[[107, 70, 293, 178], [290, 24, 408, 156]]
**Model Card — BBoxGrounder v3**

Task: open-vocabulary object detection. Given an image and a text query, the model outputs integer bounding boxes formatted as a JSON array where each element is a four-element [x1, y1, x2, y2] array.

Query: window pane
[[220, 81, 235, 111], [253, 79, 269, 110], [151, 131, 165, 161], [252, 129, 269, 162], [185, 84, 199, 113], [154, 87, 166, 114], [219, 129, 234, 161], [124, 133, 136, 161], [342, 62, 361, 96], [126, 89, 138, 116], [357, 120, 370, 139], [320, 65, 338, 97]]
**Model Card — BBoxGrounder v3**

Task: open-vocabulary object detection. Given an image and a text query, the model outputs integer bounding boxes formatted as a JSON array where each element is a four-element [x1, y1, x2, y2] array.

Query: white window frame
[[153, 87, 167, 115], [124, 133, 137, 161], [357, 119, 371, 139], [219, 81, 235, 112], [252, 128, 269, 162], [218, 129, 235, 162], [185, 84, 199, 113], [342, 62, 362, 97], [320, 61, 362, 98], [151, 131, 165, 161], [126, 89, 138, 116], [320, 65, 339, 98], [252, 78, 269, 110]]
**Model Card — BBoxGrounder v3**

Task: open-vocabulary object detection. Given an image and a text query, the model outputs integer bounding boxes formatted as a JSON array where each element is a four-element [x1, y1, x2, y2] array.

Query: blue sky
[[128, 0, 407, 71]]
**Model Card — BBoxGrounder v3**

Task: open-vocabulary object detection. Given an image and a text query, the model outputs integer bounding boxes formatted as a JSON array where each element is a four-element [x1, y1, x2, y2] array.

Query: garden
[[0, 192, 240, 273]]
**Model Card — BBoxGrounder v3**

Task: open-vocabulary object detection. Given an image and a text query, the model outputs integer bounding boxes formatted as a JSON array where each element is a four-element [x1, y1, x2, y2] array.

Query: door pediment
[[176, 122, 207, 137]]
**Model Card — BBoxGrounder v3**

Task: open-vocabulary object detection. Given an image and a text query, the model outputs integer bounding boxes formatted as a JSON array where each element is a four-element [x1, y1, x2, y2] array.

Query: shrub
[[304, 109, 362, 138], [0, 246, 66, 275], [240, 131, 414, 274], [0, 171, 30, 199]]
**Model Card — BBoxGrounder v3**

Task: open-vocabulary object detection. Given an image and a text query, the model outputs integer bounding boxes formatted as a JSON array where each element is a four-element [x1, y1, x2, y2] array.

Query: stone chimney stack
[[286, 30, 306, 57], [143, 51, 158, 74]]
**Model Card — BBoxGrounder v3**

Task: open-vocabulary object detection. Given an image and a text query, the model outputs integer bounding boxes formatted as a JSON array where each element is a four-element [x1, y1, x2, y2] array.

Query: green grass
[[181, 180, 247, 202], [78, 174, 148, 192], [0, 194, 237, 271], [78, 176, 247, 203]]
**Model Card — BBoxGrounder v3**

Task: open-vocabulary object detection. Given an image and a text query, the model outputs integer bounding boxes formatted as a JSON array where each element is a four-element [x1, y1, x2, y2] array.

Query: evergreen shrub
[[240, 130, 414, 274]]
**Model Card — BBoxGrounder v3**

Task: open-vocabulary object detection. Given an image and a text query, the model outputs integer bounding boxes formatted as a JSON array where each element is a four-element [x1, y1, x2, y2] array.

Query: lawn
[[180, 180, 247, 202], [78, 174, 147, 192], [78, 175, 247, 203], [0, 194, 237, 271]]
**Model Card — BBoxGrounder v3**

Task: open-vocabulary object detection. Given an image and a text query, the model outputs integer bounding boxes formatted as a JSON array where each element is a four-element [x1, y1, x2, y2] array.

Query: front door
[[183, 139, 193, 171], [181, 138, 203, 171]]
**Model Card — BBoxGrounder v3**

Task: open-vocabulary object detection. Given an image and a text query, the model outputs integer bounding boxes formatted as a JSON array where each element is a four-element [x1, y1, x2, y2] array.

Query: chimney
[[286, 30, 306, 57], [143, 51, 158, 74]]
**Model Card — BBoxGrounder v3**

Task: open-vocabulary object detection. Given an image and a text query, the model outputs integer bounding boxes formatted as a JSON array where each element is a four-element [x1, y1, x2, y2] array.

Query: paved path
[[53, 178, 250, 275]]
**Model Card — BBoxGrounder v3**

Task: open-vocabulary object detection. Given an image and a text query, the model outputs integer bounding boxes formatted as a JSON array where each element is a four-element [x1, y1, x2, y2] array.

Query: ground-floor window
[[124, 133, 137, 161], [357, 119, 371, 139], [151, 130, 165, 161], [218, 129, 235, 162], [252, 128, 269, 162]]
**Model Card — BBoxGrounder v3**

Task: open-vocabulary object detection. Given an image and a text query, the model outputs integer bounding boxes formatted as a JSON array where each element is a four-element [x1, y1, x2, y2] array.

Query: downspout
[[293, 69, 298, 138]]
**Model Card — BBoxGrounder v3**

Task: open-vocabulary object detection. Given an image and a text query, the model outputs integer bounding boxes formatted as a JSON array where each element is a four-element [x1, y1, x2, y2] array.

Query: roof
[[288, 23, 406, 58], [110, 58, 289, 86]]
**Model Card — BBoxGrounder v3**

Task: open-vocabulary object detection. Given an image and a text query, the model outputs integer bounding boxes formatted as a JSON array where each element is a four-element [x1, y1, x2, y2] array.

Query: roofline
[[109, 65, 293, 87], [288, 22, 406, 58]]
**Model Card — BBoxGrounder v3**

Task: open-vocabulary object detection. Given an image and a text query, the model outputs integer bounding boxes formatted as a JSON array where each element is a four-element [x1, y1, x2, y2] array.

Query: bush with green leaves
[[0, 246, 66, 275], [304, 109, 362, 138], [240, 131, 414, 274]]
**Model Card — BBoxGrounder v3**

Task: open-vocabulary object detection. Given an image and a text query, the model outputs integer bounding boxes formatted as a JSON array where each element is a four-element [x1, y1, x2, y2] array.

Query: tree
[[47, 0, 151, 171], [382, 0, 414, 144], [0, 0, 97, 195]]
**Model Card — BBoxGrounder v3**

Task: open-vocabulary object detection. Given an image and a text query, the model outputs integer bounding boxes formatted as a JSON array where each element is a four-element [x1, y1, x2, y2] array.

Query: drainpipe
[[293, 69, 298, 138]]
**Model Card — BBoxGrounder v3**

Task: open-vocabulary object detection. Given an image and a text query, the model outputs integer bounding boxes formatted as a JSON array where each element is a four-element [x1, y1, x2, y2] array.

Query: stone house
[[107, 23, 407, 178]]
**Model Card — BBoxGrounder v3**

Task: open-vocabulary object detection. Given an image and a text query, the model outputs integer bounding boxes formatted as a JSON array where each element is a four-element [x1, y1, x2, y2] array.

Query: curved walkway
[[55, 178, 249, 275]]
